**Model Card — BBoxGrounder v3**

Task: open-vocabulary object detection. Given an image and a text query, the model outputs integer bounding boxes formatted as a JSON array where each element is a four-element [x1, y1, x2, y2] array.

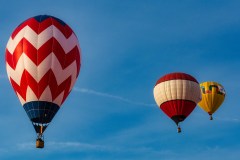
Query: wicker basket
[[36, 139, 44, 148]]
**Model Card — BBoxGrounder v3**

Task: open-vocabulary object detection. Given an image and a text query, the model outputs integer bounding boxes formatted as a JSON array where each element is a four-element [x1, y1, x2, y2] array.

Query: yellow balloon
[[198, 81, 226, 120]]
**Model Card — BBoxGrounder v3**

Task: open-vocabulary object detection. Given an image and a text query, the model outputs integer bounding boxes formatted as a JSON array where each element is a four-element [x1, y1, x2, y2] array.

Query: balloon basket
[[36, 139, 44, 148], [177, 125, 181, 133], [210, 114, 213, 120]]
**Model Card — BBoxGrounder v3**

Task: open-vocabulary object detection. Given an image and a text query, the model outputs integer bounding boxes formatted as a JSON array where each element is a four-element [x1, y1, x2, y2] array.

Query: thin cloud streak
[[16, 142, 110, 151], [73, 87, 155, 107], [48, 141, 117, 151], [16, 142, 35, 150], [16, 141, 174, 156], [214, 117, 240, 123], [15, 142, 107, 152]]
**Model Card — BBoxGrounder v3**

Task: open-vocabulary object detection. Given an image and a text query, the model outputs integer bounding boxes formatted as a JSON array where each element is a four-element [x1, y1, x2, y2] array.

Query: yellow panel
[[198, 81, 225, 115]]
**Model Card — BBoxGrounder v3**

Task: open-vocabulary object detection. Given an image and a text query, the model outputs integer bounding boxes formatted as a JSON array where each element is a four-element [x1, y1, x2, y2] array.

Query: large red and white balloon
[[5, 15, 81, 146]]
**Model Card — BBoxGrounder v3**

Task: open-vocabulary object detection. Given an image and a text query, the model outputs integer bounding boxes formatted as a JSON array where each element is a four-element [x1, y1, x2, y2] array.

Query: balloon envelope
[[6, 15, 81, 134], [153, 72, 202, 128], [198, 81, 225, 119]]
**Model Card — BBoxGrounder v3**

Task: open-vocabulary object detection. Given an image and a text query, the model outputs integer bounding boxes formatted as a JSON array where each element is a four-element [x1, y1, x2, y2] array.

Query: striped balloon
[[5, 15, 81, 145], [153, 72, 201, 132]]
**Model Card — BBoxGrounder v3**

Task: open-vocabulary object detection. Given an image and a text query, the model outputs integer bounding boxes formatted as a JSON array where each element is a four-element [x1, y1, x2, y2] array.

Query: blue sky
[[1, 0, 240, 159]]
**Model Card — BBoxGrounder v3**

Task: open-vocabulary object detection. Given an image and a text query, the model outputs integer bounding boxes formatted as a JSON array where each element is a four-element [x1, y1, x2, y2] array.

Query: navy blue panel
[[52, 16, 66, 26], [33, 15, 50, 22], [23, 101, 60, 123], [33, 15, 66, 26]]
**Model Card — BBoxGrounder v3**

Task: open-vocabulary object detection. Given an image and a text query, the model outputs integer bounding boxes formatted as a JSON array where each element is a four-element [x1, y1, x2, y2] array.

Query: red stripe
[[37, 17, 53, 33], [6, 49, 16, 69], [155, 72, 198, 85], [63, 46, 81, 73], [37, 38, 54, 65], [160, 100, 196, 119]]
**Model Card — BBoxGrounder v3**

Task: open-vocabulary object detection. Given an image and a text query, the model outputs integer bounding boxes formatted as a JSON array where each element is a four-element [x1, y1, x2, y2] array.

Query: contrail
[[73, 87, 155, 107]]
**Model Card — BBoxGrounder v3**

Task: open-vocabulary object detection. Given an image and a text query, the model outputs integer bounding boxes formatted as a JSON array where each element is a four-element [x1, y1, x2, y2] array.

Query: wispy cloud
[[48, 141, 119, 152], [16, 142, 35, 150], [13, 141, 120, 153], [214, 117, 240, 123], [15, 141, 122, 152], [16, 141, 174, 156], [13, 140, 240, 160], [16, 141, 111, 151], [73, 87, 155, 107]]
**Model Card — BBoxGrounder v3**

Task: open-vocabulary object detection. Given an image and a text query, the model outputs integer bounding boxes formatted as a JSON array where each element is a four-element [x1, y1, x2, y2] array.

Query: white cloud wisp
[[73, 87, 155, 107]]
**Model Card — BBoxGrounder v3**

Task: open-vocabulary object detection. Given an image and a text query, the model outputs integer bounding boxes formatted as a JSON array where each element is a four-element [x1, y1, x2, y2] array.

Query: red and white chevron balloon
[[6, 15, 81, 107]]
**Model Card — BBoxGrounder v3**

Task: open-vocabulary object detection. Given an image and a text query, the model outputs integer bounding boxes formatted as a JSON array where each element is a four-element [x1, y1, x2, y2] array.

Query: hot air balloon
[[153, 72, 202, 133], [198, 81, 226, 120], [6, 15, 81, 148]]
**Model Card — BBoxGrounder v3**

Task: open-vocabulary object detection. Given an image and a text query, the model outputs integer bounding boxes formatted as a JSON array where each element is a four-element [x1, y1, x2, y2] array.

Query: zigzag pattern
[[6, 16, 81, 106], [9, 70, 72, 105], [11, 16, 72, 38], [6, 37, 80, 73], [7, 25, 79, 54], [6, 53, 78, 86]]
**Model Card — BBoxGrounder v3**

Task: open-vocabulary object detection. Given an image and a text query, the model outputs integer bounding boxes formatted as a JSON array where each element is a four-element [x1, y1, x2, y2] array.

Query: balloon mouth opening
[[171, 115, 186, 125], [171, 115, 185, 133]]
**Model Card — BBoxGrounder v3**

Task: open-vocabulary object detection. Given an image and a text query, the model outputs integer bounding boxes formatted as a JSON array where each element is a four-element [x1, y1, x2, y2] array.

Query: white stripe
[[6, 25, 79, 54], [153, 79, 202, 107], [6, 53, 78, 88]]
